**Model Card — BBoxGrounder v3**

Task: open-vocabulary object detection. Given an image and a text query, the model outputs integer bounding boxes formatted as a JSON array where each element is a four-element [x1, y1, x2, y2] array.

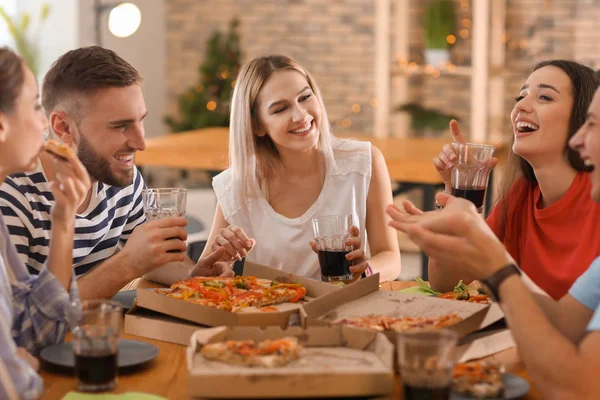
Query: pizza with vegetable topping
[[200, 337, 302, 367], [157, 275, 307, 312], [453, 361, 505, 398], [334, 313, 463, 332]]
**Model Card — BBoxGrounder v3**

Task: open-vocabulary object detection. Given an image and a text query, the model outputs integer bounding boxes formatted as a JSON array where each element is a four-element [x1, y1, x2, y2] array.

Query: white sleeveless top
[[212, 139, 372, 279]]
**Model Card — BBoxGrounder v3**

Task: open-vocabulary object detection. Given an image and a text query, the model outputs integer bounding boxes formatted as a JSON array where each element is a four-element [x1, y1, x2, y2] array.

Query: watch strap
[[482, 263, 521, 302]]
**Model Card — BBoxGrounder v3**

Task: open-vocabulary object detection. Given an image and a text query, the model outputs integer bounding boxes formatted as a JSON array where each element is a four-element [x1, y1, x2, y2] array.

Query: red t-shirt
[[486, 172, 600, 299]]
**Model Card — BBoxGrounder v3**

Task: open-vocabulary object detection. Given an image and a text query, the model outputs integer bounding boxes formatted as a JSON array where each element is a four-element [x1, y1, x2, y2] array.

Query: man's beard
[[77, 134, 134, 187]]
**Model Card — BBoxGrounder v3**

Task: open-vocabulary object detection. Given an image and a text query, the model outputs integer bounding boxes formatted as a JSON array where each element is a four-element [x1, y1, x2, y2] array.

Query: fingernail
[[246, 240, 252, 247], [242, 249, 248, 257]]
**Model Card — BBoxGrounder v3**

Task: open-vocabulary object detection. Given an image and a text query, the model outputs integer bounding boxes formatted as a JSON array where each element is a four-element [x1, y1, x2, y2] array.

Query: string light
[[342, 119, 352, 128], [369, 98, 378, 108], [207, 101, 217, 111], [231, 79, 236, 88], [351, 104, 361, 113], [459, 29, 469, 39], [446, 34, 457, 45], [195, 84, 204, 93]]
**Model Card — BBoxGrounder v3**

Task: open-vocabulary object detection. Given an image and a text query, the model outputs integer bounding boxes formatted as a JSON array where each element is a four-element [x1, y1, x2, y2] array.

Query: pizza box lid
[[301, 273, 505, 340], [136, 262, 340, 328], [186, 326, 394, 398]]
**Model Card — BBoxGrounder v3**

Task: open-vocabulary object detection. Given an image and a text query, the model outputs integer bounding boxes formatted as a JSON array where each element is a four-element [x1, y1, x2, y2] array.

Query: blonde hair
[[229, 55, 335, 205]]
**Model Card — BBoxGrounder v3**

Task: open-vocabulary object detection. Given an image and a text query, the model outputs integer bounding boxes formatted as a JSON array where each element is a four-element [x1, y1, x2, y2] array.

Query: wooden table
[[40, 280, 538, 400], [135, 128, 504, 279]]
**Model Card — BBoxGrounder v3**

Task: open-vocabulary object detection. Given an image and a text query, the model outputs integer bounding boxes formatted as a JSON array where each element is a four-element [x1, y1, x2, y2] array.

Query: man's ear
[[0, 113, 8, 143], [49, 111, 75, 146]]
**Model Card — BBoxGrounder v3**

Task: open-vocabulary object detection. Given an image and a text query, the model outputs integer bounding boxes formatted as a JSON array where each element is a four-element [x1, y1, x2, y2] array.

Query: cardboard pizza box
[[135, 262, 340, 329], [301, 273, 505, 340], [124, 304, 205, 345], [186, 326, 394, 398]]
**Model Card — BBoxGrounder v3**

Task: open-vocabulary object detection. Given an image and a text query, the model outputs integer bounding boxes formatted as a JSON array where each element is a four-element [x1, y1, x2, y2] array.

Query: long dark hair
[[0, 47, 25, 114], [496, 60, 599, 242]]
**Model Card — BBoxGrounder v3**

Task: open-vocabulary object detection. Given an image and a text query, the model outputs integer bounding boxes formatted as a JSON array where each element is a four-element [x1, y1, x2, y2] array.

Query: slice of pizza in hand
[[44, 139, 73, 161], [200, 337, 302, 368], [453, 361, 505, 398]]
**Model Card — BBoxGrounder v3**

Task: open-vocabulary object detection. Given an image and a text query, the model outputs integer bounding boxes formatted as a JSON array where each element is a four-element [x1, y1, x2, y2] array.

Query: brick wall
[[166, 0, 376, 135], [166, 0, 600, 138]]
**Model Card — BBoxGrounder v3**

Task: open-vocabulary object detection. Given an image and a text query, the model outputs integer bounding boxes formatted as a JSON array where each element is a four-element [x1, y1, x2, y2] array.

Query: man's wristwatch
[[481, 263, 521, 302]]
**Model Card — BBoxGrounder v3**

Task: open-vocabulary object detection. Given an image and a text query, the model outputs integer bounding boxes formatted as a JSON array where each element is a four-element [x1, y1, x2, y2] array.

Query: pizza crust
[[44, 139, 73, 160]]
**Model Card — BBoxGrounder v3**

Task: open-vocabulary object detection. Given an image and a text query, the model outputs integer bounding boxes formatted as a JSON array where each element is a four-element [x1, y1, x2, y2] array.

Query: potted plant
[[0, 3, 50, 78], [423, 0, 456, 66]]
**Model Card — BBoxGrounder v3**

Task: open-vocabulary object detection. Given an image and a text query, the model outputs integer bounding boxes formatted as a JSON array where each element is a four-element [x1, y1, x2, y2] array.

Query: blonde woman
[[196, 55, 400, 282]]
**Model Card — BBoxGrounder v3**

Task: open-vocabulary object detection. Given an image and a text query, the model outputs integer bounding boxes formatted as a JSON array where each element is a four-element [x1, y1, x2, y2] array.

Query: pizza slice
[[200, 337, 302, 368], [453, 361, 505, 398], [334, 313, 463, 333], [44, 139, 73, 161], [436, 280, 491, 304], [389, 313, 463, 332]]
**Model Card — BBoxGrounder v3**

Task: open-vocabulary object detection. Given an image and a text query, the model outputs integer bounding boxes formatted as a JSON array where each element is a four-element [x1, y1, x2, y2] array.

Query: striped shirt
[[0, 212, 79, 399], [0, 163, 146, 276]]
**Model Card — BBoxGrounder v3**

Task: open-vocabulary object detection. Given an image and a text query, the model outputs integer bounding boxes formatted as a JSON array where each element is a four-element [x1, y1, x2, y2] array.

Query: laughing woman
[[195, 55, 401, 282], [0, 48, 90, 398], [416, 60, 600, 298]]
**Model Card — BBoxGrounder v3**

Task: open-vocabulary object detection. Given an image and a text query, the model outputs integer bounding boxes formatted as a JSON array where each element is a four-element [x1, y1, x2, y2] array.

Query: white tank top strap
[[211, 169, 241, 221], [330, 138, 372, 178]]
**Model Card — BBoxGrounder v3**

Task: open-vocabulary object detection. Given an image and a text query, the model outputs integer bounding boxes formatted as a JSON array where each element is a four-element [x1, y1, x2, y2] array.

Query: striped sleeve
[[119, 166, 146, 244], [0, 180, 41, 272]]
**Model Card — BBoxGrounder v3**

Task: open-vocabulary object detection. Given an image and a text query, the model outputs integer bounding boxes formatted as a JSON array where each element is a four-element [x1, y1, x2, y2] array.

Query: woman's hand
[[48, 148, 91, 223], [310, 226, 369, 279], [210, 225, 256, 262], [432, 119, 465, 192]]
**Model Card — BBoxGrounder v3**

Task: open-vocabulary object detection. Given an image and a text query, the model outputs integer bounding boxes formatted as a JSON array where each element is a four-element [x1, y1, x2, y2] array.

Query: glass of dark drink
[[311, 214, 354, 282], [397, 329, 458, 400], [451, 143, 495, 213], [70, 300, 122, 392]]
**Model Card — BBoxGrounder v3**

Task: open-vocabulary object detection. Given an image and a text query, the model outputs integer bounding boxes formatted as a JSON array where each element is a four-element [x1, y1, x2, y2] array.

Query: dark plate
[[451, 373, 530, 399], [40, 339, 159, 370], [112, 289, 137, 311]]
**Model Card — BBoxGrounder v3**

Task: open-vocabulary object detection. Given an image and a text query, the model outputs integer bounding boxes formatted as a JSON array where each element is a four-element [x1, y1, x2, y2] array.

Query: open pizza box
[[301, 274, 505, 362], [134, 262, 340, 330], [187, 325, 394, 398]]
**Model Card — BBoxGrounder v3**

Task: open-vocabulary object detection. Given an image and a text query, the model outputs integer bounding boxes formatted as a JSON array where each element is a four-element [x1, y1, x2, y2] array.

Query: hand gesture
[[121, 217, 188, 277], [191, 247, 235, 277], [210, 225, 256, 262], [386, 193, 511, 279], [47, 148, 91, 223], [433, 120, 499, 192], [310, 226, 369, 279]]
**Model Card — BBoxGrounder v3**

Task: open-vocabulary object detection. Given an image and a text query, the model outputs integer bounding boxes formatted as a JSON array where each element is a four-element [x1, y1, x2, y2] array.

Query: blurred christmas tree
[[166, 18, 242, 133]]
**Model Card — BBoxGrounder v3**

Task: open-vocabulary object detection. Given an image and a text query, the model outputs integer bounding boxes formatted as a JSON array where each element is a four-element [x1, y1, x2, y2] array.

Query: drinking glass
[[311, 214, 354, 282], [450, 143, 495, 213], [397, 329, 458, 400], [142, 188, 187, 220], [70, 300, 122, 392]]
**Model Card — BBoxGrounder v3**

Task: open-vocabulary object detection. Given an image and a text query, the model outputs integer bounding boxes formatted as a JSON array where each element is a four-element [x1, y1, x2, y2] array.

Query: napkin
[[63, 393, 166, 400]]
